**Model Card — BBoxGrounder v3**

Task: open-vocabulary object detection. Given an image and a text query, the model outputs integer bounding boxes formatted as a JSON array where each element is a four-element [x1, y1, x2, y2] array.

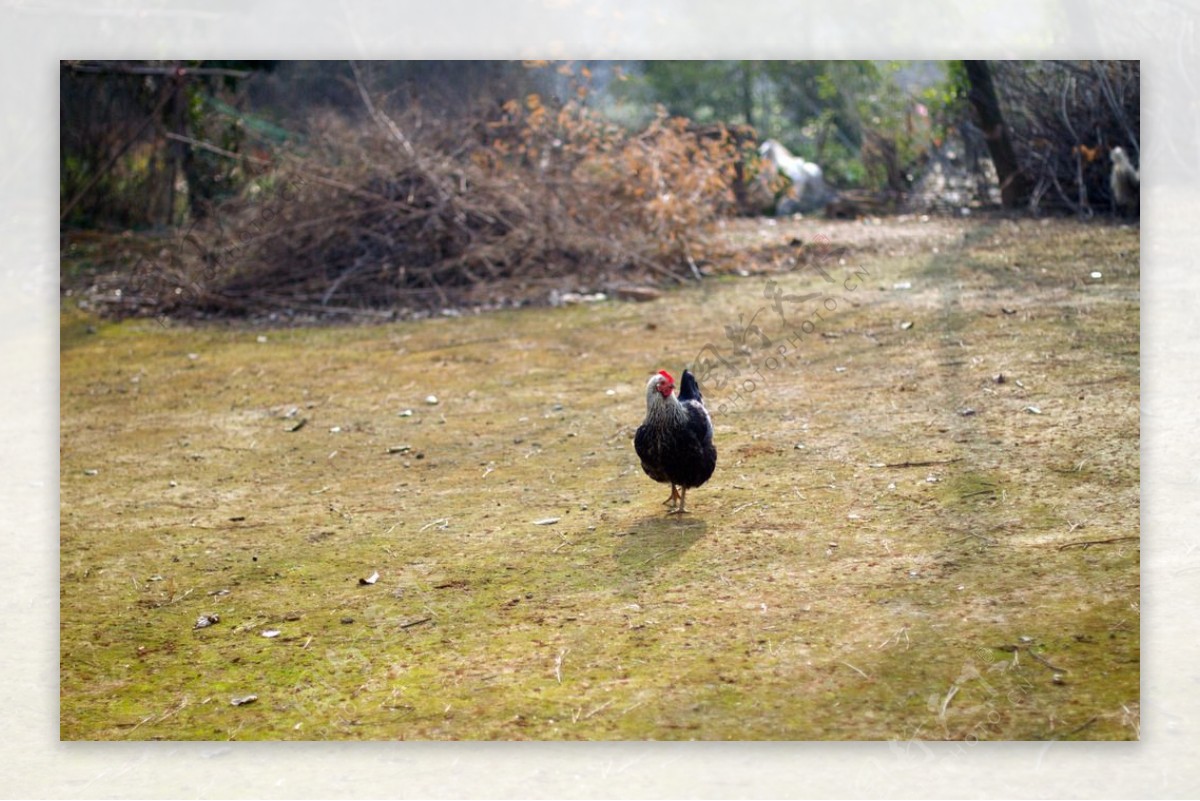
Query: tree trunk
[[738, 62, 755, 128], [163, 71, 186, 227], [962, 60, 1030, 208]]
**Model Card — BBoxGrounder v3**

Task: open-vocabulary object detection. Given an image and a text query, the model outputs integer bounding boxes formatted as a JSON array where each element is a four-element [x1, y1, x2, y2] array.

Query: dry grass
[[60, 214, 1139, 740]]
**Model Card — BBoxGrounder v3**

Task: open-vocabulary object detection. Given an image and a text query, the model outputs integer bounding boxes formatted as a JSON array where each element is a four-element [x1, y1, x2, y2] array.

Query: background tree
[[962, 60, 1031, 208], [60, 60, 278, 229]]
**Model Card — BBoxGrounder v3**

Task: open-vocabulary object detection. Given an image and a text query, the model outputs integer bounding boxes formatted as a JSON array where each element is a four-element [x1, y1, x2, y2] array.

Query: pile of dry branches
[[994, 60, 1139, 215], [107, 86, 743, 320]]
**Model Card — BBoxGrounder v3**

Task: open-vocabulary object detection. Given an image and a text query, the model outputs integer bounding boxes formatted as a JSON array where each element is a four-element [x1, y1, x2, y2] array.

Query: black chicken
[[634, 369, 717, 513]]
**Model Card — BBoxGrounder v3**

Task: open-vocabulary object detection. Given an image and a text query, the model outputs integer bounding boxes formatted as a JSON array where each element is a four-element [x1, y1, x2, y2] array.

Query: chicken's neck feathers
[[645, 392, 690, 428]]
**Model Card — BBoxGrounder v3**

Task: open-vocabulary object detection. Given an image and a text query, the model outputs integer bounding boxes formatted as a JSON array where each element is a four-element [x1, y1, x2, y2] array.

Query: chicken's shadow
[[611, 514, 708, 578]]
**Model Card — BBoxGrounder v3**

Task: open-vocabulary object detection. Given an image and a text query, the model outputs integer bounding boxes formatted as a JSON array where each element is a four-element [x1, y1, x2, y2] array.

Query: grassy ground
[[60, 215, 1140, 741]]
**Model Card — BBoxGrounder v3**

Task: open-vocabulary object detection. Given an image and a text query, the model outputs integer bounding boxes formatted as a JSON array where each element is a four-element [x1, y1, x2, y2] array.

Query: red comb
[[658, 370, 674, 383]]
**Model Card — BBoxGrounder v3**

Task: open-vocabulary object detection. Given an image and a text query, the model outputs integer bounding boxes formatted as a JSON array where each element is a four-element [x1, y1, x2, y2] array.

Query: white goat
[[759, 139, 829, 213]]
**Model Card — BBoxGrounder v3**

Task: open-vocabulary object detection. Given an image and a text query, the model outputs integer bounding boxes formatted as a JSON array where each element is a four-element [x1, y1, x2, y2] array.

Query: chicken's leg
[[662, 484, 680, 509], [668, 487, 689, 514]]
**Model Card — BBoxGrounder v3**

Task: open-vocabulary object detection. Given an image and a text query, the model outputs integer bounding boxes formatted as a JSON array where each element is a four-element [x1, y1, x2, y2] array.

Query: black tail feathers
[[679, 369, 703, 404]]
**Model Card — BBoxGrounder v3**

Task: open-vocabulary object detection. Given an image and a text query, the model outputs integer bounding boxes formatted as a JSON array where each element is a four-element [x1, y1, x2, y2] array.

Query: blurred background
[[59, 60, 1139, 321]]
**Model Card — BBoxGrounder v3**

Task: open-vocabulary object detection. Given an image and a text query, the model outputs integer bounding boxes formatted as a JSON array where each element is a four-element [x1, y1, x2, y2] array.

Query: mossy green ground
[[60, 216, 1139, 740]]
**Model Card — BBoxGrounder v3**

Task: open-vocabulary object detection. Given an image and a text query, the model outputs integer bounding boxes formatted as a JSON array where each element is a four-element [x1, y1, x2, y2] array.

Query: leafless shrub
[[992, 60, 1139, 215], [107, 87, 744, 320]]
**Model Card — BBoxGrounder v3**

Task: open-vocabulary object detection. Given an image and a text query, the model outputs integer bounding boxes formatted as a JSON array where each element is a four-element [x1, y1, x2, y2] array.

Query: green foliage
[[622, 61, 757, 127], [621, 61, 958, 192], [942, 60, 972, 105]]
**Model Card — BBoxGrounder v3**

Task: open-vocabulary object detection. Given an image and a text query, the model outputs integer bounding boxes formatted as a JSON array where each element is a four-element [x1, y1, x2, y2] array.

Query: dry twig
[[1057, 536, 1138, 551]]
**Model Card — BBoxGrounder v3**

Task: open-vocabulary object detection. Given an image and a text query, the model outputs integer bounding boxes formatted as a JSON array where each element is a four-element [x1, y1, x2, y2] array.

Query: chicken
[[1110, 146, 1140, 214], [634, 369, 717, 514]]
